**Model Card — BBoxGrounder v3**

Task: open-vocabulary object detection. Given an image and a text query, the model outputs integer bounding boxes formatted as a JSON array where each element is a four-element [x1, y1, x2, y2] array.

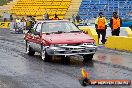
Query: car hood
[[42, 32, 94, 45]]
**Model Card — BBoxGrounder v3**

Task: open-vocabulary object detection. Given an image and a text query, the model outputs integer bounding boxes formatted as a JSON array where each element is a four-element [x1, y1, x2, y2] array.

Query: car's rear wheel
[[83, 54, 94, 62], [26, 42, 35, 56], [41, 45, 52, 62]]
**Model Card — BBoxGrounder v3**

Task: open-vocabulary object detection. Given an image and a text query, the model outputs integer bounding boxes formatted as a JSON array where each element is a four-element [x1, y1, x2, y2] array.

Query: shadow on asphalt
[[21, 53, 94, 68]]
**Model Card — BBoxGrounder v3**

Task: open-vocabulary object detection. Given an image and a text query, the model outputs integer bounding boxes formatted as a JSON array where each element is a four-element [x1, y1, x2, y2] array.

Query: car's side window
[[35, 23, 41, 32]]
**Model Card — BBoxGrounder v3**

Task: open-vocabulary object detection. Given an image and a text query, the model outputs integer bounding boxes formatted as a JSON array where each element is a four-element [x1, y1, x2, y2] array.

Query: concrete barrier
[[78, 26, 98, 46], [105, 36, 132, 52], [0, 22, 30, 29], [0, 22, 10, 28], [126, 28, 132, 37]]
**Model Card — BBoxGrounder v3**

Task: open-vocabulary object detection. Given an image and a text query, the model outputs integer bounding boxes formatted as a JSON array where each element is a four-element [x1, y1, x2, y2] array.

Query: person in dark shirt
[[109, 12, 122, 36], [31, 17, 36, 28], [76, 14, 81, 23], [10, 14, 13, 22]]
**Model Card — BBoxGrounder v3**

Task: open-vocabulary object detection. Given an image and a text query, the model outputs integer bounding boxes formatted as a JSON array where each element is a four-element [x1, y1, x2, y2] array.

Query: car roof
[[37, 20, 71, 23]]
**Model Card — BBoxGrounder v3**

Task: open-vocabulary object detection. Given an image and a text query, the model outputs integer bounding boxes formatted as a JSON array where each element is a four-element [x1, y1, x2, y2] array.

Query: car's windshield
[[42, 21, 80, 33]]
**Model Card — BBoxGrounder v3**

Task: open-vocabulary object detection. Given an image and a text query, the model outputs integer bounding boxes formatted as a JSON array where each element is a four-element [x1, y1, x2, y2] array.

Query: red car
[[24, 20, 97, 62]]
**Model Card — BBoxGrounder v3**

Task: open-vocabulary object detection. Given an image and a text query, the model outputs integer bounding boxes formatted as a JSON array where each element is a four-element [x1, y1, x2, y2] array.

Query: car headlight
[[82, 43, 94, 45]]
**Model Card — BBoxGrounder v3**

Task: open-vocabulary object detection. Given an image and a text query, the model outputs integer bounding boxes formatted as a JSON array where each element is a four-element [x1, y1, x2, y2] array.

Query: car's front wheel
[[83, 54, 94, 62], [41, 45, 52, 62], [26, 42, 35, 56]]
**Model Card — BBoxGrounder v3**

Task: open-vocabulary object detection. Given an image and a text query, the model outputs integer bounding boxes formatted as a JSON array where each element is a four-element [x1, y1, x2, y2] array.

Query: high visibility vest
[[112, 17, 120, 29], [97, 17, 106, 29]]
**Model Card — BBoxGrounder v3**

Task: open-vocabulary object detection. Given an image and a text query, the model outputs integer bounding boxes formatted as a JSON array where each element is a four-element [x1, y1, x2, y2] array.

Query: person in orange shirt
[[52, 14, 59, 20], [95, 12, 107, 44], [21, 17, 26, 22], [110, 12, 122, 36]]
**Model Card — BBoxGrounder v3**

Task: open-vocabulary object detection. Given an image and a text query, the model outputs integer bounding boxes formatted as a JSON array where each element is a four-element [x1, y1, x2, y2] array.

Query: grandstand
[[0, 0, 132, 20], [78, 0, 132, 20], [11, 0, 72, 19], [0, 0, 72, 19]]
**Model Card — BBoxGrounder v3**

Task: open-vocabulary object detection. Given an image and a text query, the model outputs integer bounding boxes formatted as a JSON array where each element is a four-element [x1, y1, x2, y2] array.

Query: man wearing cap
[[95, 12, 107, 44], [110, 12, 122, 36]]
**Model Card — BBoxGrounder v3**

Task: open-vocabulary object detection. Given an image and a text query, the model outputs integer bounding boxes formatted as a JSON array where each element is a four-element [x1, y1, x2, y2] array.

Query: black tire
[[26, 41, 35, 56], [41, 45, 52, 62], [28, 47, 35, 56], [83, 54, 94, 62]]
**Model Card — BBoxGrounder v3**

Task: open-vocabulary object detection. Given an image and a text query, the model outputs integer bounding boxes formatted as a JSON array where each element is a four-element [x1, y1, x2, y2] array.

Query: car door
[[31, 23, 42, 52]]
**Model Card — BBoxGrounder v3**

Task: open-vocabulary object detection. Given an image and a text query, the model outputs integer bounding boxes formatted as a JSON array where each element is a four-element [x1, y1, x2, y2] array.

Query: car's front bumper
[[46, 45, 97, 56]]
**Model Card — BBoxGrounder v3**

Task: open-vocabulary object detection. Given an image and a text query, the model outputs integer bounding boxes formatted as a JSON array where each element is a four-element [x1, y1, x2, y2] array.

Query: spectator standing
[[21, 17, 26, 22], [109, 12, 122, 36], [29, 17, 36, 28], [72, 14, 76, 23], [95, 12, 107, 44], [10, 14, 13, 22], [52, 14, 59, 20], [4, 18, 7, 22], [43, 12, 49, 20], [15, 17, 21, 22], [76, 14, 81, 23]]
